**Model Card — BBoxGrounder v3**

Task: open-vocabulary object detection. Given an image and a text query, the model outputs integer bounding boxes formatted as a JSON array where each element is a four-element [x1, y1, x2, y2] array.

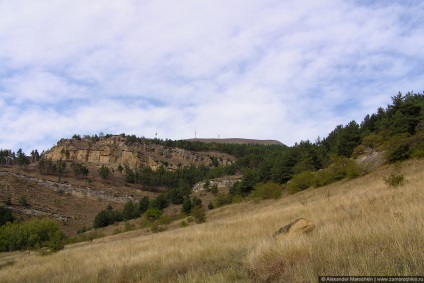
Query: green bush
[[214, 193, 233, 207], [384, 165, 406, 187], [0, 218, 64, 252], [287, 171, 315, 193], [144, 208, 162, 222], [0, 206, 14, 226], [190, 206, 206, 224], [250, 182, 282, 200]]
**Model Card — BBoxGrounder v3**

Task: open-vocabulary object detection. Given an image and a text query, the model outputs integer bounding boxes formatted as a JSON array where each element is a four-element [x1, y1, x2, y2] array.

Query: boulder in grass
[[273, 218, 315, 238]]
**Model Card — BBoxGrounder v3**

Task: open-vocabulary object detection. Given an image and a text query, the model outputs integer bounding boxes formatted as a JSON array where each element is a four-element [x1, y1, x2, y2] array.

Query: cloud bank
[[1, 0, 423, 152]]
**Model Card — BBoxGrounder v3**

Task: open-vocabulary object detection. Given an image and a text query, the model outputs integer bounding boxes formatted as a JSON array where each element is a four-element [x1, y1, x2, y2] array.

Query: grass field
[[0, 160, 423, 282]]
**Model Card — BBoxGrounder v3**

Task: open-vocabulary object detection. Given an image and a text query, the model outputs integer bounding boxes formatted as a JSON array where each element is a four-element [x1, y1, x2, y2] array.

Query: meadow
[[0, 160, 423, 282]]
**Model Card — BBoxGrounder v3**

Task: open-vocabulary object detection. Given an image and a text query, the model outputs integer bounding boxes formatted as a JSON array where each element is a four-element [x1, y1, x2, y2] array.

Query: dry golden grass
[[1, 160, 423, 282]]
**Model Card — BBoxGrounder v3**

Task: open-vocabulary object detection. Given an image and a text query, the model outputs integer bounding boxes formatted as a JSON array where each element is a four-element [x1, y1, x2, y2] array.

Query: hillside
[[185, 138, 283, 145], [1, 159, 422, 282], [0, 136, 239, 236]]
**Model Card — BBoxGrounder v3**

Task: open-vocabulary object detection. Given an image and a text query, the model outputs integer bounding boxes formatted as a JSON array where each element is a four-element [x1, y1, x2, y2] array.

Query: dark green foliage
[[287, 171, 315, 193], [182, 198, 192, 215], [150, 193, 169, 210], [250, 182, 282, 200], [122, 201, 140, 221], [72, 134, 81, 140], [139, 196, 150, 214], [70, 162, 89, 178], [0, 206, 14, 226], [144, 208, 162, 221], [0, 218, 64, 252], [0, 149, 14, 165], [230, 170, 260, 197], [38, 158, 66, 177], [124, 166, 135, 183], [386, 135, 412, 163], [93, 208, 123, 229], [117, 164, 123, 173], [208, 202, 214, 210], [16, 148, 30, 166], [98, 165, 111, 179]]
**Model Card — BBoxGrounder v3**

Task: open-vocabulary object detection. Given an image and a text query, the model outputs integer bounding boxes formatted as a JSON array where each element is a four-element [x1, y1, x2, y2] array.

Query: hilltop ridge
[[185, 138, 283, 145]]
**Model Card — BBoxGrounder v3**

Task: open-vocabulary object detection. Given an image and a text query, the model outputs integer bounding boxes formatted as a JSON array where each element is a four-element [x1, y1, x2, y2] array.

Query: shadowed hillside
[[0, 159, 422, 282]]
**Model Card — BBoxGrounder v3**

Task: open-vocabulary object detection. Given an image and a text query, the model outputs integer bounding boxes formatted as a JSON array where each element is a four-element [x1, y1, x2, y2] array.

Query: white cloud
[[0, 0, 423, 152]]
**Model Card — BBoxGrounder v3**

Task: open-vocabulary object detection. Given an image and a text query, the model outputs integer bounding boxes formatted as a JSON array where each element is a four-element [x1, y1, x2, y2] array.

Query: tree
[[191, 205, 206, 223], [0, 207, 14, 226], [98, 165, 111, 179], [139, 196, 150, 214], [122, 201, 140, 220], [16, 148, 29, 166], [182, 198, 192, 215]]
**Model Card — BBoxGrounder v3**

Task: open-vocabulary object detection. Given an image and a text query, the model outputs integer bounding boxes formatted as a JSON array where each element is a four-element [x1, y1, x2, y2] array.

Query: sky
[[1, 0, 423, 153]]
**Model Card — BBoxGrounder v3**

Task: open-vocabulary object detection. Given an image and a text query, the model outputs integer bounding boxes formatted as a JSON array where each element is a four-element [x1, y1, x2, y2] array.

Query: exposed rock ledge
[[192, 175, 243, 192]]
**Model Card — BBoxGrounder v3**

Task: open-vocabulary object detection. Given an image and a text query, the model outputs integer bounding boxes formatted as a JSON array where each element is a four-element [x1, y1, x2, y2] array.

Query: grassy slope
[[1, 160, 423, 282]]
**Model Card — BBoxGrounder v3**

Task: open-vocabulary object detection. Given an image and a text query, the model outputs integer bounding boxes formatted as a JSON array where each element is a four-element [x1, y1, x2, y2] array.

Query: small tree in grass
[[191, 206, 206, 223], [384, 164, 406, 187]]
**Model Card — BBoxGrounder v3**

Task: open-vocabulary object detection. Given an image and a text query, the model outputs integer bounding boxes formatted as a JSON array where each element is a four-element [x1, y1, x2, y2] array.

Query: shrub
[[144, 209, 162, 222], [18, 195, 28, 206], [0, 218, 64, 252], [98, 165, 111, 179], [214, 193, 233, 207], [384, 165, 406, 187], [250, 182, 282, 200], [0, 206, 14, 226], [190, 206, 206, 224], [287, 171, 315, 193], [387, 143, 411, 163]]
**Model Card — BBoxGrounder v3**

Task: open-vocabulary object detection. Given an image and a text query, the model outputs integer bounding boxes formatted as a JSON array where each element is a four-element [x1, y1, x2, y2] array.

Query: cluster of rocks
[[192, 176, 243, 192]]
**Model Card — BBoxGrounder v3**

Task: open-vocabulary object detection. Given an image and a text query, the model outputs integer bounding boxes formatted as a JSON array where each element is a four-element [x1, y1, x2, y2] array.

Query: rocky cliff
[[44, 136, 236, 171]]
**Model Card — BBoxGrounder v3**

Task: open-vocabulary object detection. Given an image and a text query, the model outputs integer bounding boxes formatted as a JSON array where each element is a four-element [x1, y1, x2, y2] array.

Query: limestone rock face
[[192, 176, 243, 192], [44, 136, 236, 171]]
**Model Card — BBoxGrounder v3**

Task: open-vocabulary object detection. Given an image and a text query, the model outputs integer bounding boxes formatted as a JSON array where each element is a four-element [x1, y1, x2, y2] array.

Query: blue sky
[[1, 0, 423, 153]]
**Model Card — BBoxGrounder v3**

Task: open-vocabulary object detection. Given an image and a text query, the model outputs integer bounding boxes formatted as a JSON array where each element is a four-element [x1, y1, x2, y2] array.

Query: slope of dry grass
[[1, 160, 423, 282]]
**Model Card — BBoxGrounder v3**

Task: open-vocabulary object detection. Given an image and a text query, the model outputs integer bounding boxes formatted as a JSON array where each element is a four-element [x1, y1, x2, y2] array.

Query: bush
[[144, 208, 162, 222], [98, 165, 111, 179], [190, 206, 206, 224], [18, 195, 28, 206], [214, 193, 233, 207], [387, 143, 411, 163], [250, 182, 282, 200], [384, 165, 406, 187], [0, 206, 14, 226], [287, 171, 315, 193], [0, 218, 64, 252]]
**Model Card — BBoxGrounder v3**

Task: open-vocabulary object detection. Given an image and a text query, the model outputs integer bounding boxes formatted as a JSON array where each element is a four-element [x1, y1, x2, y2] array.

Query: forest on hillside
[[2, 91, 424, 231]]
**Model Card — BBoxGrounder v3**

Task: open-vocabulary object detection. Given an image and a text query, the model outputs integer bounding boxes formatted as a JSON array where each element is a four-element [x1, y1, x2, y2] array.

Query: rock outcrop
[[192, 175, 243, 192], [273, 218, 315, 238], [44, 136, 236, 171]]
